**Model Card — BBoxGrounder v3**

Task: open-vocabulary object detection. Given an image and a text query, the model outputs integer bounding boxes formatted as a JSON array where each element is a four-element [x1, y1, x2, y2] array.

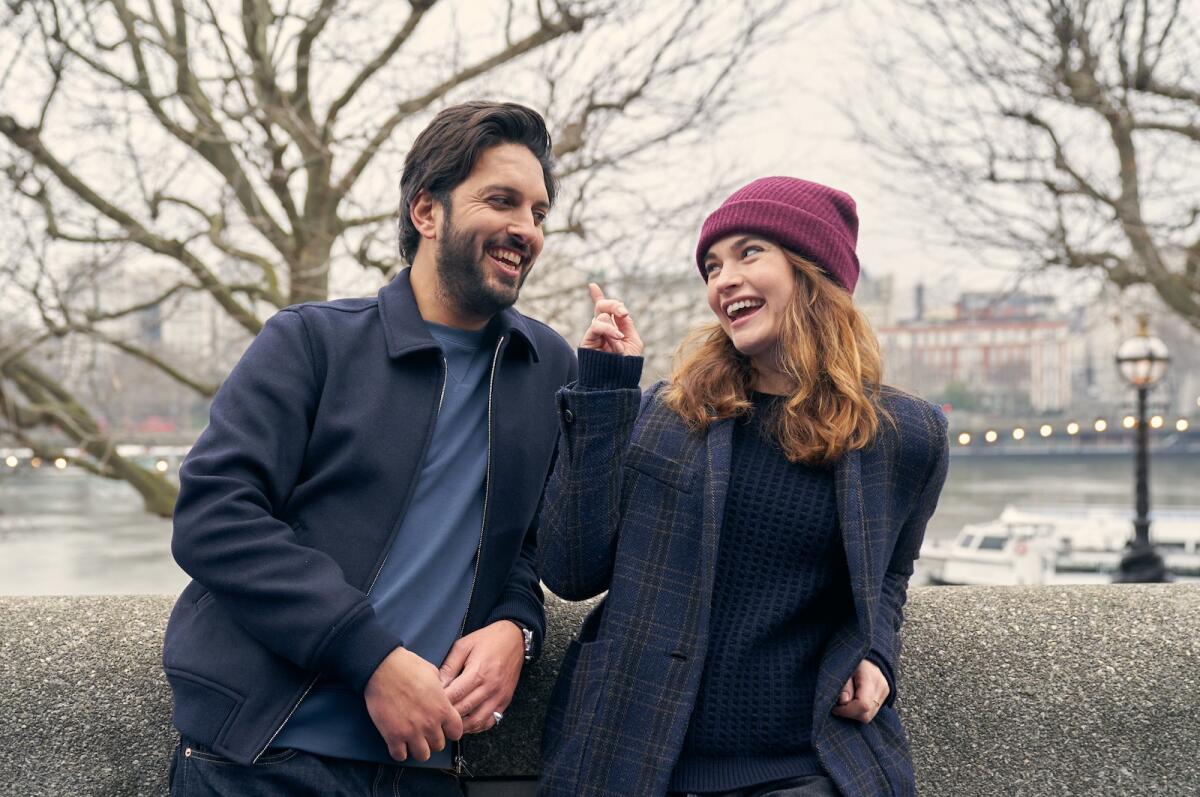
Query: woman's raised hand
[[579, 283, 644, 357]]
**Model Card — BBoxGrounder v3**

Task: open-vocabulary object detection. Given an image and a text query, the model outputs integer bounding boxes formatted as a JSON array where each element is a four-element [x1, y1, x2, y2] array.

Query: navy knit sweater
[[668, 393, 853, 792]]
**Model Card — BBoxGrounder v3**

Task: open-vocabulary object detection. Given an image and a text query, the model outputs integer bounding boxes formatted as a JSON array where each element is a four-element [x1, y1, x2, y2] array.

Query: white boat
[[917, 505, 1200, 586]]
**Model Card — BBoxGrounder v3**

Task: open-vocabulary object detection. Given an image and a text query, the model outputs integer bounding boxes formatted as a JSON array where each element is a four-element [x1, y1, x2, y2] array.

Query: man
[[163, 102, 576, 795]]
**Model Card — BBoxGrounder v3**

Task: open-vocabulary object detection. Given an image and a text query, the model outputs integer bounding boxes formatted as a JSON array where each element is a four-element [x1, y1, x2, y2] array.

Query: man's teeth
[[726, 299, 764, 319], [489, 248, 522, 268]]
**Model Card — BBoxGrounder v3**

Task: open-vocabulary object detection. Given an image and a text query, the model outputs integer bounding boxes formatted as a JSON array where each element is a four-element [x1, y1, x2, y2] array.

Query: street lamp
[[1113, 317, 1171, 583]]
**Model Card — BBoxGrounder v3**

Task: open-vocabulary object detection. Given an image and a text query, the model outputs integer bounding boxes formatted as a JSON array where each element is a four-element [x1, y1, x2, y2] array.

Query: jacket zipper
[[453, 334, 504, 775], [253, 356, 450, 763]]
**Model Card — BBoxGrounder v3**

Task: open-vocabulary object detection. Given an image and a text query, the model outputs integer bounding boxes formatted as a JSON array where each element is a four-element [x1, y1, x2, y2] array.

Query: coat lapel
[[700, 417, 734, 605], [835, 448, 872, 637]]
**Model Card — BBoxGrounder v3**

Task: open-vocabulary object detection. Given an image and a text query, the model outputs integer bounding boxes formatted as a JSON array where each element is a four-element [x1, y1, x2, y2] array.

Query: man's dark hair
[[398, 101, 557, 264]]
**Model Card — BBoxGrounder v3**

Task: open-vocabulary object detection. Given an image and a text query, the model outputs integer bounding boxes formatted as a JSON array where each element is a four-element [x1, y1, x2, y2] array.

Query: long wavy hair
[[663, 248, 887, 464]]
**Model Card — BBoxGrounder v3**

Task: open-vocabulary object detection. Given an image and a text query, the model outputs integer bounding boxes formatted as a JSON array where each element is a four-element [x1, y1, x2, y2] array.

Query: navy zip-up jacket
[[163, 268, 576, 764]]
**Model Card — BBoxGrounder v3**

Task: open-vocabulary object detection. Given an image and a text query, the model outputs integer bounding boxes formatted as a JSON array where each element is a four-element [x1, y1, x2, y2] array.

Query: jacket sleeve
[[537, 349, 645, 601], [485, 349, 580, 659], [871, 402, 949, 706], [171, 310, 402, 693]]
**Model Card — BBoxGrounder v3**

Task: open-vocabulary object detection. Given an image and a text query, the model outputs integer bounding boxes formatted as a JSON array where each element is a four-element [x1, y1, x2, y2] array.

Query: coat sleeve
[[171, 310, 402, 693], [871, 402, 949, 705], [537, 349, 646, 601], [485, 349, 580, 659]]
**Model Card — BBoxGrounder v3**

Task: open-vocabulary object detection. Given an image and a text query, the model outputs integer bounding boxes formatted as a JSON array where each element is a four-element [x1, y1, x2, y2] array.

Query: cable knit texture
[[669, 393, 853, 793], [694, 176, 860, 294]]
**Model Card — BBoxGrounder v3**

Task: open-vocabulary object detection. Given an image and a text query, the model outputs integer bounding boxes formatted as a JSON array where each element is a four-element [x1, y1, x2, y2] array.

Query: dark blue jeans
[[669, 775, 842, 797], [169, 737, 465, 797]]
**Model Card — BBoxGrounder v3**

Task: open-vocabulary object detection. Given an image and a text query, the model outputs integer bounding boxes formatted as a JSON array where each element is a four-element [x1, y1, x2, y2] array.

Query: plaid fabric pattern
[[538, 381, 949, 797]]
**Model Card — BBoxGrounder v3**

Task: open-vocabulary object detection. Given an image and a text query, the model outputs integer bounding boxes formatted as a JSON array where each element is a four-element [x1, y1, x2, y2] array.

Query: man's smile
[[485, 244, 527, 279]]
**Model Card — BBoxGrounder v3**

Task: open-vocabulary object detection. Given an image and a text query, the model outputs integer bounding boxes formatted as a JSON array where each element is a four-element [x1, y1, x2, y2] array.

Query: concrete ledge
[[1, 586, 1197, 796]]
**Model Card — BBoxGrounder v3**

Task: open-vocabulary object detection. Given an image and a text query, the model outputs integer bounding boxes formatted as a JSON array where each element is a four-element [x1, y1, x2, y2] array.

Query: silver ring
[[492, 711, 504, 725]]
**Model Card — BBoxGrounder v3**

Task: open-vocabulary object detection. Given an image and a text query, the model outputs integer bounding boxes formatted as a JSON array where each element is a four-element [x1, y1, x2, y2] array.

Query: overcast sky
[[710, 2, 1110, 321], [724, 5, 1015, 315], [0, 0, 1118, 322]]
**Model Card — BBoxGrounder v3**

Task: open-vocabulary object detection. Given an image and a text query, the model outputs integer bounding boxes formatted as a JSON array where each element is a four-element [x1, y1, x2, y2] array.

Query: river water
[[1, 452, 1198, 595]]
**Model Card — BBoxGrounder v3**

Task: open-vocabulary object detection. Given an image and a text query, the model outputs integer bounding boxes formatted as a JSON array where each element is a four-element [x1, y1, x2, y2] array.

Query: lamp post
[[1113, 316, 1171, 583]]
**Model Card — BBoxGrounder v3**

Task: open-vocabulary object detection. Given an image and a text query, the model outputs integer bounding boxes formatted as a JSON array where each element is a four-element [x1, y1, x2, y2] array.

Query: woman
[[537, 177, 949, 797]]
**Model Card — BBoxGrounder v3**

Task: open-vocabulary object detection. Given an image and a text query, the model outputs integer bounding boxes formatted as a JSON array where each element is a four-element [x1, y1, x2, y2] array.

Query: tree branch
[[1004, 109, 1118, 207], [1, 354, 178, 514], [85, 281, 200, 323], [321, 2, 433, 135], [0, 116, 263, 336], [100, 0, 294, 257], [69, 325, 220, 397], [291, 0, 339, 123], [332, 8, 585, 200]]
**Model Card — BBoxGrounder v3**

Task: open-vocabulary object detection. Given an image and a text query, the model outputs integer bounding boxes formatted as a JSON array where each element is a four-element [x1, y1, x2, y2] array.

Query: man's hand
[[580, 283, 644, 356], [364, 646, 463, 762], [831, 658, 890, 724], [439, 620, 525, 733]]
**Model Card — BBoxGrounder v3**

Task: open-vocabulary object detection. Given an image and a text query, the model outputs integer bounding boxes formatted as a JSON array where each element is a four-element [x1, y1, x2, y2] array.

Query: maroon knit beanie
[[695, 176, 860, 294]]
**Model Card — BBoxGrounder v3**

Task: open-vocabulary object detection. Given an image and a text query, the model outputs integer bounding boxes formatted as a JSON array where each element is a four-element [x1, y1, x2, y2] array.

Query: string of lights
[[953, 416, 1192, 446], [1, 445, 188, 472], [5, 393, 1198, 465]]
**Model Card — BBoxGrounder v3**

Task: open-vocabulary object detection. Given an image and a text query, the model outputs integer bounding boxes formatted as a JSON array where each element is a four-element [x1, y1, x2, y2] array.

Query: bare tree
[[854, 0, 1200, 329], [0, 0, 800, 515]]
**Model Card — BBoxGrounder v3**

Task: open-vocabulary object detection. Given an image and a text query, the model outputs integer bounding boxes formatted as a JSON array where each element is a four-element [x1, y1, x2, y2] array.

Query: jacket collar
[[377, 267, 541, 361]]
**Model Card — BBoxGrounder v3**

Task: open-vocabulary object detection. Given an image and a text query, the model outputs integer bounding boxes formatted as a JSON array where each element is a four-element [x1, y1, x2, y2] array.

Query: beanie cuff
[[693, 177, 861, 295], [695, 199, 859, 294]]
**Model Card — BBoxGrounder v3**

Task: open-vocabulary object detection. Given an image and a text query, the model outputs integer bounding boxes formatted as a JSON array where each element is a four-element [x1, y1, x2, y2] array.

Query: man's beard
[[435, 210, 529, 321]]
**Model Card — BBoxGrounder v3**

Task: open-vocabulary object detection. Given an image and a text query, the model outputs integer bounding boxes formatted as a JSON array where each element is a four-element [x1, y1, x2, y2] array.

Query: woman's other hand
[[580, 283, 644, 357], [831, 658, 890, 724]]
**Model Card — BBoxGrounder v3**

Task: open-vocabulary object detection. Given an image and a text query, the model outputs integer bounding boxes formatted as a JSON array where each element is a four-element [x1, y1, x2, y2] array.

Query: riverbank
[[3, 452, 1199, 594]]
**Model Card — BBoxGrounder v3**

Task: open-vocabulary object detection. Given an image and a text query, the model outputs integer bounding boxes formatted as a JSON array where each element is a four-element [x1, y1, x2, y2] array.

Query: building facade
[[878, 292, 1072, 413]]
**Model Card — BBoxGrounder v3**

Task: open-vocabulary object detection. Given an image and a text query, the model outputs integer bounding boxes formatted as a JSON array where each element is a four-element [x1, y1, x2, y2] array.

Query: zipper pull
[[454, 749, 474, 777]]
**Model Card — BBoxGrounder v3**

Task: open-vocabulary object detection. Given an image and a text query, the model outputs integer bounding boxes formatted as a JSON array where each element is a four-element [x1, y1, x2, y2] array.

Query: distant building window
[[960, 534, 976, 548], [978, 536, 1008, 551]]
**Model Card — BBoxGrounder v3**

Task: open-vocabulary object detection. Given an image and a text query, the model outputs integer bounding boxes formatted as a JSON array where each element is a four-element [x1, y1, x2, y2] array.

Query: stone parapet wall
[[1, 585, 1196, 796]]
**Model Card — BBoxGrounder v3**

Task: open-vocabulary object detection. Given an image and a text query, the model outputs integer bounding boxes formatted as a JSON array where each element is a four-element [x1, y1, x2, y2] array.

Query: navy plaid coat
[[537, 354, 949, 797]]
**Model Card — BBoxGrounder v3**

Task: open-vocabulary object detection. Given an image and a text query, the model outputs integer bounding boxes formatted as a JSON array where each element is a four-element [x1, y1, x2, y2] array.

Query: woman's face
[[703, 234, 797, 364]]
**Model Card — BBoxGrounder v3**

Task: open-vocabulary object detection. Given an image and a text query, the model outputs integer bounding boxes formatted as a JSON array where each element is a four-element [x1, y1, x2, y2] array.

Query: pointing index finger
[[588, 282, 605, 306]]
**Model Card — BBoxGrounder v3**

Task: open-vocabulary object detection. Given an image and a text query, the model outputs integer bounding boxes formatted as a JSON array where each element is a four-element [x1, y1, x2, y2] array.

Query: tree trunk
[[289, 239, 335, 304], [112, 462, 179, 518]]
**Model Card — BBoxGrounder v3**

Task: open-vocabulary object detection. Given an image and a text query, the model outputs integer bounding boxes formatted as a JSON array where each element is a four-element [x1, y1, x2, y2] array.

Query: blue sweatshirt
[[274, 322, 493, 765]]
